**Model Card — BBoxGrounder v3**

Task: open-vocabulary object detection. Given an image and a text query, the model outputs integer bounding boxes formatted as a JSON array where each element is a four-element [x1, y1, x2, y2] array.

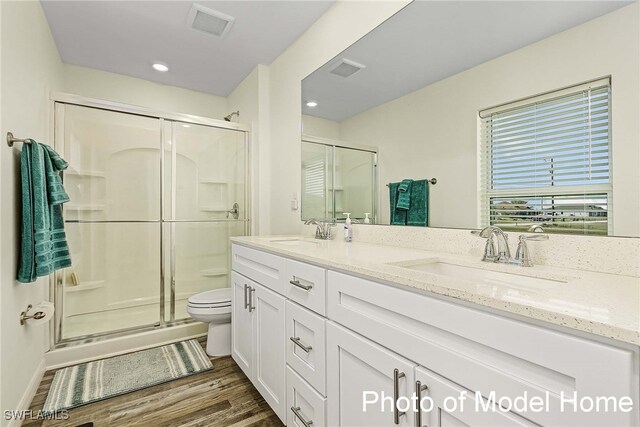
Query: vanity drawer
[[286, 300, 326, 395], [287, 366, 326, 427], [327, 270, 637, 427], [284, 258, 326, 315], [232, 244, 285, 294]]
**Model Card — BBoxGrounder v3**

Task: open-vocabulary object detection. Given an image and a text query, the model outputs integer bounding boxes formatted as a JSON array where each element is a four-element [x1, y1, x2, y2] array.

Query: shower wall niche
[[54, 102, 248, 343]]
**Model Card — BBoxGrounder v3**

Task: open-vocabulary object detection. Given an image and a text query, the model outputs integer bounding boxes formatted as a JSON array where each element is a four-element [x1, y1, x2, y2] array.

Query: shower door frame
[[49, 92, 251, 348]]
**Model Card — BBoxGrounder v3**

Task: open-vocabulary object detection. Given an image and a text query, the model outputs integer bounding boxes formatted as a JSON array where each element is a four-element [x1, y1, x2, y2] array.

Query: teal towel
[[18, 141, 72, 283], [389, 182, 407, 225], [389, 179, 429, 227], [407, 179, 428, 227], [396, 179, 413, 210]]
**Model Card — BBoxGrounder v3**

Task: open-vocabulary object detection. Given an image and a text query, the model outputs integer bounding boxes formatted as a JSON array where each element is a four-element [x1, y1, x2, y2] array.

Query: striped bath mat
[[43, 339, 212, 413]]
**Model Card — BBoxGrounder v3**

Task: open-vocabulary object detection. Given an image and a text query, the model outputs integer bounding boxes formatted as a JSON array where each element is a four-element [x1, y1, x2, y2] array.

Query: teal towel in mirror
[[389, 179, 429, 227], [389, 182, 407, 225], [396, 179, 413, 210], [407, 179, 428, 227], [18, 141, 72, 284]]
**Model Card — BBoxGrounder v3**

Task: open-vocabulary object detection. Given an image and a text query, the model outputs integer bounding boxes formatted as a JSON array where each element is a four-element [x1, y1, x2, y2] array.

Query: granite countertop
[[231, 235, 640, 346]]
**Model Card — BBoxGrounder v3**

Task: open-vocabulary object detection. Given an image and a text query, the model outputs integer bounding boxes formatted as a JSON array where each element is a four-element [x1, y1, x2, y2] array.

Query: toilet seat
[[187, 288, 231, 309]]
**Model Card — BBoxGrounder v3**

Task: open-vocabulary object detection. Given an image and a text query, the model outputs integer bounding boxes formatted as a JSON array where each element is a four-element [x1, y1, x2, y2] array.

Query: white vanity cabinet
[[231, 253, 286, 421], [327, 322, 417, 427], [231, 243, 639, 427], [327, 270, 637, 427], [233, 243, 330, 425]]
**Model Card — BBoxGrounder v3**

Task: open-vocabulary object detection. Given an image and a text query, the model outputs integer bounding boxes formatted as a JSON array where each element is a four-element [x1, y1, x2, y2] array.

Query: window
[[479, 78, 611, 236]]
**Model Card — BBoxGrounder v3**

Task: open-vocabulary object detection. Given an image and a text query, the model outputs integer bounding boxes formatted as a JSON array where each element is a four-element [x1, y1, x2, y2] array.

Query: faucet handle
[[514, 234, 548, 267], [519, 234, 549, 242]]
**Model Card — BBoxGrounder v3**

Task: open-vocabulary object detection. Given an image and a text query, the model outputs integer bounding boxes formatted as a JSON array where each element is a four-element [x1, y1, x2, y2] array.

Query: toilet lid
[[188, 288, 232, 305]]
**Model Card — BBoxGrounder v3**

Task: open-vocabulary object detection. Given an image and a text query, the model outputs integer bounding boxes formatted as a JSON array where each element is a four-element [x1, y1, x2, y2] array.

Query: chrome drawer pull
[[415, 380, 428, 427], [290, 278, 313, 291], [290, 336, 312, 353], [291, 406, 314, 427], [393, 368, 406, 425], [243, 284, 249, 310], [248, 287, 255, 312]]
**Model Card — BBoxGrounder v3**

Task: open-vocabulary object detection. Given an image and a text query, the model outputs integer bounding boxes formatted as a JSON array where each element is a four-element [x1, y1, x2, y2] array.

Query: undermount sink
[[394, 259, 567, 290], [268, 237, 321, 247]]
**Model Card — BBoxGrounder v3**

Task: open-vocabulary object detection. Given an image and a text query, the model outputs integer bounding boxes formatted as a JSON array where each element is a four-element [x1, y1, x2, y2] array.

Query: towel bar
[[387, 178, 437, 186], [7, 132, 32, 147]]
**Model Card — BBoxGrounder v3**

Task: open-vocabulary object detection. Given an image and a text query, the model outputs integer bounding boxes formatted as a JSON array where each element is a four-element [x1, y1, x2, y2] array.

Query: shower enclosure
[[51, 96, 249, 346], [301, 136, 377, 222]]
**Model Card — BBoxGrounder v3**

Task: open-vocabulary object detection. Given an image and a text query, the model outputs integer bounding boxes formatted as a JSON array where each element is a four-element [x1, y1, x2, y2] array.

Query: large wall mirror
[[301, 0, 639, 237]]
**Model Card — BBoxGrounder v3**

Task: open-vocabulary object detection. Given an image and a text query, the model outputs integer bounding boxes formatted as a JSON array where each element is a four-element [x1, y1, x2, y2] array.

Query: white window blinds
[[480, 78, 611, 236]]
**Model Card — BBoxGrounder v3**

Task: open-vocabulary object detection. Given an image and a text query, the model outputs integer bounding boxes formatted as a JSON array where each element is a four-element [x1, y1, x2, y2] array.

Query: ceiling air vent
[[330, 58, 366, 78], [188, 4, 235, 38]]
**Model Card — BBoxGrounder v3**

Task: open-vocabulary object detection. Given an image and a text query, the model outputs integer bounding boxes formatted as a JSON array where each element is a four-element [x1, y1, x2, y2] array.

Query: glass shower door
[[301, 141, 333, 220], [334, 147, 376, 221], [164, 122, 247, 321], [56, 104, 162, 340]]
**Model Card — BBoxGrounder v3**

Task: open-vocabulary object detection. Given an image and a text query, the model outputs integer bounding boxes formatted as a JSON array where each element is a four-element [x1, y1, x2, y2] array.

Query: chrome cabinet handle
[[290, 336, 312, 353], [393, 368, 406, 425], [248, 287, 255, 312], [291, 406, 314, 427], [243, 284, 249, 310], [290, 278, 313, 291], [415, 380, 428, 427]]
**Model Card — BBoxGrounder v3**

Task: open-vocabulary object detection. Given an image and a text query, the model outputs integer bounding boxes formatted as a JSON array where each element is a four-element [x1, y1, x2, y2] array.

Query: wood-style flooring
[[24, 338, 283, 427]]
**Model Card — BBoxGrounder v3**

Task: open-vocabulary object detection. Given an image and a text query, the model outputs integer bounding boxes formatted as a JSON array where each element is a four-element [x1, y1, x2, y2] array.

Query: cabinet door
[[415, 367, 535, 427], [327, 322, 416, 427], [231, 272, 253, 379], [253, 282, 286, 422]]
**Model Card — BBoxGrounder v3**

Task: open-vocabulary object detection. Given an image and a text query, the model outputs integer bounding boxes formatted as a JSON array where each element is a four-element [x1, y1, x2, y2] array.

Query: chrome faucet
[[473, 226, 511, 263], [473, 226, 549, 267], [304, 219, 336, 240]]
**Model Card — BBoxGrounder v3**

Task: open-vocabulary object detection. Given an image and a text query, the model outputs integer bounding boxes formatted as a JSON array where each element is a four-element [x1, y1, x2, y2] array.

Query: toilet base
[[205, 321, 231, 357]]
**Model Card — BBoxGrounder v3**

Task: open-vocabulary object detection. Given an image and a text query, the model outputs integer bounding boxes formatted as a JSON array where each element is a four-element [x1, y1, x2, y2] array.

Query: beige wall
[[63, 64, 229, 119], [0, 1, 64, 423], [340, 4, 640, 236], [302, 114, 341, 140], [228, 65, 270, 235], [267, 0, 410, 234]]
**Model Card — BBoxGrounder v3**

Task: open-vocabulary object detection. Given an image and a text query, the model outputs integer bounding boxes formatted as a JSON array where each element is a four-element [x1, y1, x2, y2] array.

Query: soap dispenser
[[343, 213, 352, 242], [364, 213, 371, 224]]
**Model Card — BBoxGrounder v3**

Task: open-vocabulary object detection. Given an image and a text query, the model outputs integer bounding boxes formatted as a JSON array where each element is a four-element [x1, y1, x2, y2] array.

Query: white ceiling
[[41, 1, 334, 96], [302, 1, 635, 122]]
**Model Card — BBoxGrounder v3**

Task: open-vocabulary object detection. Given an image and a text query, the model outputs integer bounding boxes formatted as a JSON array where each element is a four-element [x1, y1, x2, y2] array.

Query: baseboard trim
[[7, 358, 46, 427]]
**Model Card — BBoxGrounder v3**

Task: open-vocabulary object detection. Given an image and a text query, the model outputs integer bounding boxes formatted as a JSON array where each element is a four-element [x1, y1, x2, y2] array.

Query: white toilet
[[186, 288, 232, 357]]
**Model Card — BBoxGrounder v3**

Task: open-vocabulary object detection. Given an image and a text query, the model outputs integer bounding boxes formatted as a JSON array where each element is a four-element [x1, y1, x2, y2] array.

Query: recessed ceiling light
[[306, 101, 318, 108], [152, 63, 169, 72]]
